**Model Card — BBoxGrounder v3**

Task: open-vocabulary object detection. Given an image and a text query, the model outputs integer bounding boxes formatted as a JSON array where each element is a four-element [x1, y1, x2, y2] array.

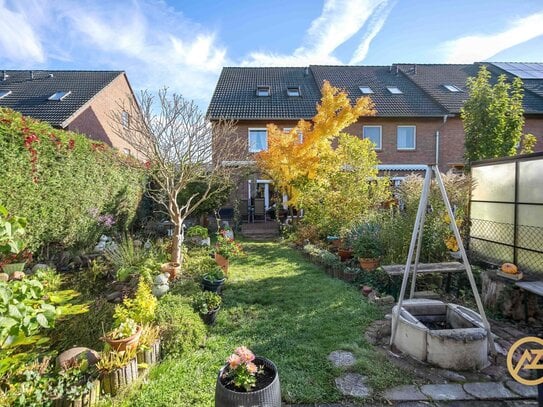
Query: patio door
[[256, 180, 272, 209]]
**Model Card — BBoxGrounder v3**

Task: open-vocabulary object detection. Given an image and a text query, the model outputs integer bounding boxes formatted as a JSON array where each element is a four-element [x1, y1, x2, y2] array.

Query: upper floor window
[[287, 87, 301, 97], [283, 127, 303, 143], [0, 90, 12, 99], [397, 126, 416, 150], [359, 86, 374, 94], [443, 84, 462, 92], [121, 111, 130, 129], [249, 129, 268, 152], [256, 86, 270, 97], [387, 86, 403, 94], [48, 91, 71, 101], [363, 126, 382, 150]]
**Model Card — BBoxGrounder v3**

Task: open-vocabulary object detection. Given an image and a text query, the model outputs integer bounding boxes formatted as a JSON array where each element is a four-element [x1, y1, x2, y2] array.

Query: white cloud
[[441, 11, 543, 63], [242, 0, 392, 66], [0, 0, 45, 63]]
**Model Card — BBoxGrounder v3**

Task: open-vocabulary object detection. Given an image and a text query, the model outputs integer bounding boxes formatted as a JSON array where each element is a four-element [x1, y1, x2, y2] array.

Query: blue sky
[[1, 0, 543, 108]]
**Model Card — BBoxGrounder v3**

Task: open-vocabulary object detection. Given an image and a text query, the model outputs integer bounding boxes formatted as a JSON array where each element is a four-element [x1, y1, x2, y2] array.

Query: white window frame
[[397, 125, 416, 150], [48, 91, 71, 101], [443, 84, 461, 92], [359, 86, 374, 94], [248, 128, 268, 153], [283, 127, 303, 143], [387, 86, 403, 94], [362, 125, 382, 150], [286, 87, 301, 97], [256, 86, 270, 97]]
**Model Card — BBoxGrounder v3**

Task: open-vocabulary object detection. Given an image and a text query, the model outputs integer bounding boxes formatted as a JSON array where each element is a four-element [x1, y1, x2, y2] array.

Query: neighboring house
[[207, 62, 543, 212], [0, 70, 139, 156]]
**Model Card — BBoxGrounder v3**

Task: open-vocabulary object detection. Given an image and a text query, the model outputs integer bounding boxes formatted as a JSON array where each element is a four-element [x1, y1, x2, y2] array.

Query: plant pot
[[100, 358, 138, 396], [161, 262, 181, 280], [103, 325, 142, 352], [137, 339, 161, 374], [215, 356, 281, 407], [342, 270, 359, 282], [338, 248, 353, 262], [201, 306, 220, 325], [52, 379, 101, 407], [449, 251, 462, 260], [214, 253, 229, 273], [358, 257, 379, 272], [330, 239, 342, 250], [202, 277, 226, 294], [1, 262, 25, 274]]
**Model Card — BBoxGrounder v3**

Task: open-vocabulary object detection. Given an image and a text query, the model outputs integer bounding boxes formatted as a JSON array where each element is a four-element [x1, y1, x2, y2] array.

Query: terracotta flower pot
[[103, 325, 142, 352], [161, 262, 181, 280], [358, 257, 380, 272], [338, 248, 353, 262], [215, 253, 229, 273]]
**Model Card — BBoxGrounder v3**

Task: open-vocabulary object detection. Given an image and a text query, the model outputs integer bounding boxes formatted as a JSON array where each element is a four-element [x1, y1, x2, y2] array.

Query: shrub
[[0, 108, 145, 255], [186, 225, 209, 239], [113, 280, 157, 325], [154, 294, 206, 358]]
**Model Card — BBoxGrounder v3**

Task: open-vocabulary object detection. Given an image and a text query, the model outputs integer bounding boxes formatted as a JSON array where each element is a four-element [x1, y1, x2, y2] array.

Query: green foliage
[[96, 348, 137, 373], [177, 179, 232, 218], [191, 291, 222, 314], [49, 352, 98, 401], [214, 233, 244, 259], [350, 222, 383, 259], [33, 267, 62, 292], [186, 225, 209, 238], [0, 108, 145, 253], [182, 249, 217, 278], [462, 66, 526, 163], [154, 294, 206, 358], [0, 358, 54, 407], [107, 318, 138, 340], [114, 279, 157, 325], [356, 267, 401, 298], [203, 266, 226, 282], [138, 324, 160, 351], [0, 204, 27, 259]]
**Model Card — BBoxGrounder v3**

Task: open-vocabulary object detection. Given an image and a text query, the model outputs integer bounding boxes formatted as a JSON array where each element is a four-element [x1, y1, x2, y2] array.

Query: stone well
[[391, 299, 489, 371]]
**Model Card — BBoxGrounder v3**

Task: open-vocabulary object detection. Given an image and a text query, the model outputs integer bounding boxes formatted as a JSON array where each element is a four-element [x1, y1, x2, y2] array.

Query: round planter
[[52, 379, 100, 407], [342, 270, 359, 282], [338, 248, 353, 262], [202, 277, 226, 294], [1, 262, 25, 275], [103, 325, 142, 352], [358, 257, 380, 272], [201, 306, 220, 325], [161, 262, 181, 280], [215, 356, 281, 407], [214, 253, 229, 273], [100, 358, 138, 396]]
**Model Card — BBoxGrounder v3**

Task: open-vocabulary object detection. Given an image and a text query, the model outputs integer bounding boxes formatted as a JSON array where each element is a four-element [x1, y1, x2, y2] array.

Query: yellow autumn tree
[[257, 81, 389, 234]]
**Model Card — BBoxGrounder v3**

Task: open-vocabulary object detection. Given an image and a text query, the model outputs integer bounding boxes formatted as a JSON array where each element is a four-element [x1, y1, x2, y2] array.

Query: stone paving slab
[[420, 383, 474, 401], [327, 350, 356, 368], [463, 382, 519, 400], [504, 380, 538, 399], [334, 373, 371, 398], [382, 385, 428, 401]]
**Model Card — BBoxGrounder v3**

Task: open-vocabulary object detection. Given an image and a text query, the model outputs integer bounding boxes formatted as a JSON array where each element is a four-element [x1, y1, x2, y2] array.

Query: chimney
[[413, 64, 417, 75], [49, 73, 54, 78], [2, 71, 8, 81], [30, 70, 34, 80], [395, 66, 399, 75], [304, 67, 309, 76], [389, 65, 392, 73]]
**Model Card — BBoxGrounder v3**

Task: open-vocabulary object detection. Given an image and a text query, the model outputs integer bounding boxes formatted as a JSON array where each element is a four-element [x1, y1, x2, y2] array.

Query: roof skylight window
[[387, 86, 403, 94], [287, 86, 301, 97], [359, 86, 374, 94], [48, 91, 71, 101], [443, 84, 461, 92], [256, 86, 270, 97], [0, 90, 12, 99]]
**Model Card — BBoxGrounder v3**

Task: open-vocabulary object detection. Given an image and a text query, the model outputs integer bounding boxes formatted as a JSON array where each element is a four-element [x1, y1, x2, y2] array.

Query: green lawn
[[117, 241, 407, 406]]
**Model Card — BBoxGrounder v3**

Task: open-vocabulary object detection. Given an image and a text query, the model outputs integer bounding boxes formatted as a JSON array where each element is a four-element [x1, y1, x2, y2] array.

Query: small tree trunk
[[171, 221, 185, 265]]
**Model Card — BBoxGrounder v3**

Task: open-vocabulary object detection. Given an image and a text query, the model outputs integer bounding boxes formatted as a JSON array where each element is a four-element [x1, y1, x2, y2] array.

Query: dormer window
[[443, 84, 462, 92], [387, 86, 403, 94], [359, 86, 374, 94], [48, 91, 71, 101], [256, 86, 270, 97], [0, 90, 12, 99], [287, 86, 301, 97]]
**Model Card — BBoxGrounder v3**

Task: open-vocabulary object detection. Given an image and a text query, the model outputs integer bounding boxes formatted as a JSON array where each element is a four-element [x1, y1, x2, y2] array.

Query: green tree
[[461, 66, 528, 163]]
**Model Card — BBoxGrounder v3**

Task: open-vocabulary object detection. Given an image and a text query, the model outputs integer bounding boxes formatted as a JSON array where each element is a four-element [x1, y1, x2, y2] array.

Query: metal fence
[[469, 152, 543, 274]]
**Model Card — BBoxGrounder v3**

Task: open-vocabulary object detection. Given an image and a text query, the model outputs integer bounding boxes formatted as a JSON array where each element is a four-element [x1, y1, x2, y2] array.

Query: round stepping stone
[[335, 373, 371, 398], [420, 383, 474, 400], [328, 350, 356, 368]]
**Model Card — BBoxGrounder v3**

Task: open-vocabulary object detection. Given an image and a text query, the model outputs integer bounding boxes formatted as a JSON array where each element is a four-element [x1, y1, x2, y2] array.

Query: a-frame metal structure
[[389, 165, 496, 356]]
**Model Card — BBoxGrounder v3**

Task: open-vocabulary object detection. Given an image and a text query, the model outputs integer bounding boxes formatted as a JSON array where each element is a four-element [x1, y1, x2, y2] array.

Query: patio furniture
[[254, 198, 266, 222]]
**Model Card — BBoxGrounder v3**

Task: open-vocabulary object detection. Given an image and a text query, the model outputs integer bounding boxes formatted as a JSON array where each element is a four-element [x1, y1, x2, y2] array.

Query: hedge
[[0, 108, 146, 254]]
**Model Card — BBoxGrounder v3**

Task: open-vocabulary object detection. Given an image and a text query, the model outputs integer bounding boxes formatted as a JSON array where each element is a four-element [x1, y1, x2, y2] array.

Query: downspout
[[435, 115, 449, 167]]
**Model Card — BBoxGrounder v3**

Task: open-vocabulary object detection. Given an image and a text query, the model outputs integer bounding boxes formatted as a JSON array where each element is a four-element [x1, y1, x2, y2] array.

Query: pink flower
[[246, 362, 258, 374], [235, 346, 255, 363], [227, 354, 241, 369]]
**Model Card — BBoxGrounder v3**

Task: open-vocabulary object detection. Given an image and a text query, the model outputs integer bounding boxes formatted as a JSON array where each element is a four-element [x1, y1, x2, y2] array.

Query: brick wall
[[523, 116, 543, 151], [66, 73, 140, 158]]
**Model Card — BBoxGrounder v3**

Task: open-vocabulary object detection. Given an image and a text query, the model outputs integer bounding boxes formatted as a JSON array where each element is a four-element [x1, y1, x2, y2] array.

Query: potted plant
[[102, 318, 142, 352], [352, 223, 382, 271], [0, 204, 30, 275], [342, 265, 360, 282], [201, 265, 226, 294], [215, 346, 281, 407], [192, 291, 222, 325], [136, 324, 161, 375], [444, 235, 461, 259], [186, 225, 210, 246], [50, 352, 101, 407], [214, 231, 244, 273], [96, 348, 138, 396], [160, 261, 181, 280]]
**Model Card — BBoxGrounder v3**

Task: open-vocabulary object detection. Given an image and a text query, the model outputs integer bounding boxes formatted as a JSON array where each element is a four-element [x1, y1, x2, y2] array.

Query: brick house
[[0, 70, 140, 156], [207, 63, 543, 216]]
